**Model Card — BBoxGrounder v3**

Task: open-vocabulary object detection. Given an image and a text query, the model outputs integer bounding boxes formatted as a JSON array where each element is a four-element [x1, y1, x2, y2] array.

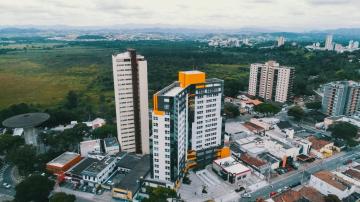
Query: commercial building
[[81, 155, 117, 186], [46, 152, 82, 174], [248, 61, 295, 103], [321, 81, 360, 116], [151, 70, 225, 185], [212, 156, 251, 184], [112, 154, 151, 201], [112, 49, 149, 154], [103, 137, 120, 155], [309, 170, 356, 199], [307, 136, 338, 159]]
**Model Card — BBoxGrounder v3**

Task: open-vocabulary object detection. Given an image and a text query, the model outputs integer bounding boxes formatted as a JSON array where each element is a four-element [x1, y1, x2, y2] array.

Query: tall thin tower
[[112, 49, 149, 154]]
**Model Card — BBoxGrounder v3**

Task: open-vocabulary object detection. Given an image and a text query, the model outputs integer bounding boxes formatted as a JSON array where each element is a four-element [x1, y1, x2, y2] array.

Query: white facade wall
[[275, 68, 291, 103], [192, 84, 223, 151], [112, 52, 149, 154], [309, 175, 354, 199]]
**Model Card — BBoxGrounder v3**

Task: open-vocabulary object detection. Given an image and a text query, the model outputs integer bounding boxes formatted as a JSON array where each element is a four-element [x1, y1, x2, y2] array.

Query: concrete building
[[325, 35, 334, 50], [46, 152, 82, 174], [103, 137, 120, 155], [81, 155, 117, 186], [112, 49, 149, 154], [309, 170, 356, 199], [277, 36, 285, 47], [80, 139, 102, 157], [321, 81, 360, 116], [248, 61, 295, 103], [151, 70, 225, 185], [212, 156, 251, 184]]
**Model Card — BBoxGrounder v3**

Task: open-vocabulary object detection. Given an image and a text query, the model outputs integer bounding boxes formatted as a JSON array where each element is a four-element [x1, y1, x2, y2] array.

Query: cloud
[[0, 0, 359, 30]]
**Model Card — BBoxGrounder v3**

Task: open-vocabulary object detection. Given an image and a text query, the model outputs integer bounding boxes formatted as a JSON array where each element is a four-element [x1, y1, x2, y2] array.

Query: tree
[[65, 91, 79, 109], [92, 124, 116, 139], [328, 121, 358, 141], [142, 187, 177, 202], [224, 103, 240, 118], [305, 101, 322, 110], [0, 134, 24, 155], [323, 194, 341, 202], [7, 145, 37, 175], [15, 175, 55, 202], [49, 192, 76, 202], [287, 106, 305, 121], [253, 103, 281, 115]]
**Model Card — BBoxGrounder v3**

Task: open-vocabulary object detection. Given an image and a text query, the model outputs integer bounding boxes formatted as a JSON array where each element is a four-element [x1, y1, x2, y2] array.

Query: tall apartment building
[[321, 81, 360, 116], [151, 71, 225, 184], [112, 49, 149, 154], [248, 61, 295, 103], [277, 36, 285, 47], [325, 35, 334, 50]]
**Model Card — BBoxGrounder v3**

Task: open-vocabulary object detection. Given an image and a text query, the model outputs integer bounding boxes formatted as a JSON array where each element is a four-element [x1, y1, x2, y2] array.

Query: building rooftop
[[214, 156, 250, 175], [117, 153, 143, 170], [343, 169, 360, 181], [243, 122, 265, 132], [47, 152, 80, 168], [272, 189, 302, 202], [67, 157, 99, 176], [240, 153, 267, 168], [299, 186, 325, 202], [114, 155, 151, 194], [81, 155, 116, 177], [104, 137, 119, 148], [313, 170, 352, 191], [277, 121, 292, 129], [308, 136, 331, 151], [258, 152, 281, 164], [2, 112, 50, 128], [164, 86, 183, 97]]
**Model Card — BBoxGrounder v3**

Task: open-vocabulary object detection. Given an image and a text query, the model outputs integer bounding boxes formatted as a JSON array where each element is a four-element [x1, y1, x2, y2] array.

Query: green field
[[0, 42, 250, 111]]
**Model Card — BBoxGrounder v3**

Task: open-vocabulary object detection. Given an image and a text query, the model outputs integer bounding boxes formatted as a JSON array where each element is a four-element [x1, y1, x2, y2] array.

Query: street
[[240, 146, 360, 201]]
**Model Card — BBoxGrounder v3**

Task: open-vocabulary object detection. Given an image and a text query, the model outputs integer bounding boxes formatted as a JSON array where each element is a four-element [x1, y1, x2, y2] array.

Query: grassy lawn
[[0, 46, 103, 109]]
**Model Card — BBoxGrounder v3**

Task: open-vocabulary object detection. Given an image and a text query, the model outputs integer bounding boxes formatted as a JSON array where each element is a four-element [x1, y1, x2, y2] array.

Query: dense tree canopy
[[224, 103, 240, 118], [92, 124, 116, 139], [323, 194, 341, 202], [287, 106, 305, 121], [143, 187, 177, 202], [253, 103, 281, 115], [305, 101, 322, 110], [49, 192, 76, 202], [0, 134, 24, 155], [7, 145, 37, 175], [328, 121, 358, 141], [15, 175, 55, 202]]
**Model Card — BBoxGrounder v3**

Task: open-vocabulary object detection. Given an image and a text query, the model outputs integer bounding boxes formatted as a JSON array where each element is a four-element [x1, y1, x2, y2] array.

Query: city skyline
[[1, 0, 360, 31]]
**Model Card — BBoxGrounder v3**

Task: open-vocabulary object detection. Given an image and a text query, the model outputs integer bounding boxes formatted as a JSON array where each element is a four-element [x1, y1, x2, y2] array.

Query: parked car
[[343, 160, 352, 165], [270, 192, 277, 197], [242, 193, 251, 198]]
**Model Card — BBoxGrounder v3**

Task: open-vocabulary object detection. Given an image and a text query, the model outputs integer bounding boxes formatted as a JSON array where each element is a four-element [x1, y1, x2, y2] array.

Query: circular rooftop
[[2, 113, 50, 128]]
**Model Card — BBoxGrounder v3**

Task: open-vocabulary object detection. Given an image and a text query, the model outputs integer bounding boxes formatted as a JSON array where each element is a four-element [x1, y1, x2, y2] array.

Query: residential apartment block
[[112, 49, 149, 154], [248, 61, 295, 103], [321, 80, 360, 116], [151, 71, 225, 184]]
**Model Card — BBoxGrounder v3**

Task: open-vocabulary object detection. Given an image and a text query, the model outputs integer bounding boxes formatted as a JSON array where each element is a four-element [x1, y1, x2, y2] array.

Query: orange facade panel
[[46, 154, 82, 174], [178, 71, 206, 88], [153, 94, 165, 116]]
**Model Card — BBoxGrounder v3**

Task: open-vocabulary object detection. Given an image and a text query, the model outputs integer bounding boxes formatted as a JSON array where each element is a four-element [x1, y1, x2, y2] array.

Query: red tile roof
[[343, 169, 360, 180], [240, 153, 267, 168], [308, 136, 331, 151], [299, 186, 325, 202], [273, 190, 302, 202], [313, 171, 351, 191]]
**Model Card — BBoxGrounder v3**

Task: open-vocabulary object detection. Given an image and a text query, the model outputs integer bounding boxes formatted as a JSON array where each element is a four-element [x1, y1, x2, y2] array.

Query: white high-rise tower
[[325, 35, 334, 50], [112, 49, 149, 154]]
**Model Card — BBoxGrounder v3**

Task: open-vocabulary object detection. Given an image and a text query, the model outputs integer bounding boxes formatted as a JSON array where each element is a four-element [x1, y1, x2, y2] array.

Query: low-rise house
[[309, 170, 356, 199], [212, 156, 251, 184], [239, 153, 269, 174], [308, 136, 338, 158], [298, 186, 325, 202]]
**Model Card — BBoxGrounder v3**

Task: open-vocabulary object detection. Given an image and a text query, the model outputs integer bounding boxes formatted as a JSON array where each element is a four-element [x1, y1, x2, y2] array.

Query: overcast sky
[[0, 0, 359, 31]]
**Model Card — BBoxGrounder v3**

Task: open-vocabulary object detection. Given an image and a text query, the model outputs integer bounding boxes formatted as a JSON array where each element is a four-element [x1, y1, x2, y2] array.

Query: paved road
[[0, 165, 15, 197], [238, 146, 360, 202]]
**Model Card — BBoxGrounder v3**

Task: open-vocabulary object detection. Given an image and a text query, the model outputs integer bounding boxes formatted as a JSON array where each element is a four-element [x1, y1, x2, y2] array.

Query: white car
[[242, 193, 251, 198]]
